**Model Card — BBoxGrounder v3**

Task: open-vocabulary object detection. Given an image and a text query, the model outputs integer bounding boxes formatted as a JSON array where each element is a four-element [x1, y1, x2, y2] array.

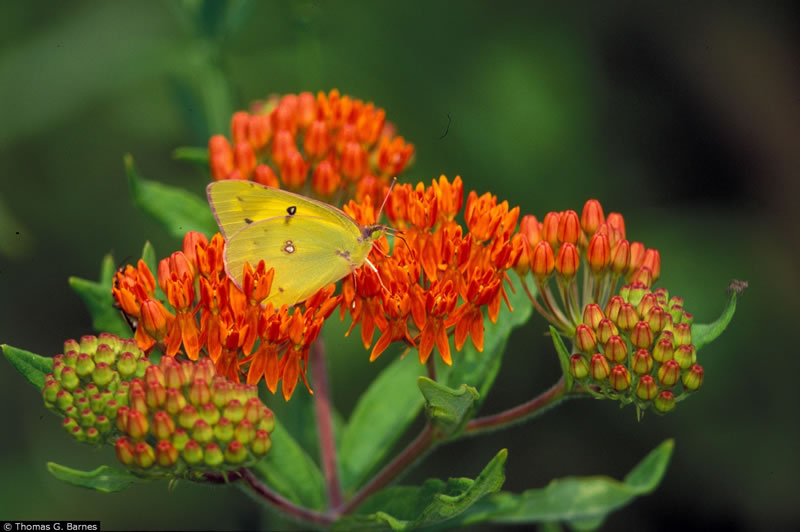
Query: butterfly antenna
[[364, 257, 389, 294], [375, 177, 397, 223]]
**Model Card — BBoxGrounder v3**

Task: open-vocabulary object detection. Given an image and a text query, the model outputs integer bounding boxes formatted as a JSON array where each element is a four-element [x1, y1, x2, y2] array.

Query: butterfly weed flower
[[512, 200, 703, 415], [208, 89, 414, 200], [42, 334, 274, 478]]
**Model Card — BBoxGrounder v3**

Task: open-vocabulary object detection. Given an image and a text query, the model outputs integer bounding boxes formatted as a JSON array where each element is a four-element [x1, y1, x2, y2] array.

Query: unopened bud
[[115, 437, 135, 466], [204, 443, 224, 467], [582, 303, 604, 329], [635, 375, 658, 401], [192, 419, 213, 444], [574, 325, 597, 353], [155, 440, 179, 467], [596, 318, 618, 344], [182, 440, 203, 465], [630, 321, 654, 349], [590, 354, 610, 381], [682, 364, 704, 391], [224, 440, 248, 464], [251, 429, 272, 455], [134, 442, 155, 469], [604, 335, 627, 364], [235, 419, 256, 445], [569, 354, 590, 379], [654, 390, 675, 413], [674, 344, 696, 369], [152, 411, 176, 440], [673, 323, 692, 346], [631, 349, 654, 375], [609, 365, 631, 391], [657, 360, 681, 388]]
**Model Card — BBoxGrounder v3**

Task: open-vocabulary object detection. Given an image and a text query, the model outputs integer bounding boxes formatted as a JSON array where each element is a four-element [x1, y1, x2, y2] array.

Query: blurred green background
[[1, 1, 797, 530]]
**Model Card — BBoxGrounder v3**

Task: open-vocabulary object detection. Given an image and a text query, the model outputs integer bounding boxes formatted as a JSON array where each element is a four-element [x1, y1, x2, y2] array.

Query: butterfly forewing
[[224, 214, 373, 307], [207, 180, 358, 239]]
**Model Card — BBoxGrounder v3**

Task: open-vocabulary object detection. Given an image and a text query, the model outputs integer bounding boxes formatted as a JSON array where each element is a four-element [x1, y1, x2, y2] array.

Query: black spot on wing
[[244, 218, 253, 224], [287, 205, 297, 215]]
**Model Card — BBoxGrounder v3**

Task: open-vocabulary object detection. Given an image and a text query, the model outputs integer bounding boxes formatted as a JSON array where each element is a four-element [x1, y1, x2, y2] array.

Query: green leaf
[[68, 254, 130, 338], [173, 146, 209, 166], [335, 449, 507, 531], [445, 276, 533, 408], [46, 462, 142, 492], [457, 439, 674, 530], [124, 154, 218, 239], [692, 289, 739, 351], [340, 352, 428, 493], [549, 326, 573, 391], [250, 418, 326, 510], [418, 377, 478, 437], [2, 344, 54, 390]]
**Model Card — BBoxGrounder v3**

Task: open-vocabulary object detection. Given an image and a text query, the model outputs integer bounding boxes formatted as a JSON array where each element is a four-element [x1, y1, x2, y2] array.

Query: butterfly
[[207, 180, 393, 307]]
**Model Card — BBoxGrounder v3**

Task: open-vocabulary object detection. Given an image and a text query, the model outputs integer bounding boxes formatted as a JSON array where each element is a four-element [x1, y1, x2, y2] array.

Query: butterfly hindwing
[[224, 214, 372, 307]]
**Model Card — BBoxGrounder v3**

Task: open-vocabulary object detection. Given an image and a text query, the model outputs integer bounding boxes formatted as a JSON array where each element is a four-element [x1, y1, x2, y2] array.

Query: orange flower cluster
[[208, 89, 414, 197], [112, 174, 522, 398], [511, 199, 662, 336], [113, 233, 340, 400]]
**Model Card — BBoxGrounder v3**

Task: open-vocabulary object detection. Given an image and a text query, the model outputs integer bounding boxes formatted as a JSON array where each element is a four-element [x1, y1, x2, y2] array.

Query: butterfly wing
[[224, 214, 373, 307], [207, 180, 357, 239]]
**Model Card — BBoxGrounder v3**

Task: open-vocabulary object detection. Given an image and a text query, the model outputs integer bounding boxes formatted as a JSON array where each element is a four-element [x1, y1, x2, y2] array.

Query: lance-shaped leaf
[[334, 449, 507, 531], [124, 154, 218, 239], [692, 286, 741, 350], [47, 462, 143, 493], [340, 350, 428, 492], [69, 254, 130, 338], [2, 344, 54, 390], [454, 439, 674, 530], [418, 377, 478, 438], [549, 326, 573, 391], [251, 418, 326, 510]]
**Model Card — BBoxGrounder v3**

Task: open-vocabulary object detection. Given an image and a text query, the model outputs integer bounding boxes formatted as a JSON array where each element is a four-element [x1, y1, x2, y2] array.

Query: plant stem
[[236, 468, 336, 526], [340, 424, 436, 514], [464, 377, 568, 436], [311, 338, 343, 510]]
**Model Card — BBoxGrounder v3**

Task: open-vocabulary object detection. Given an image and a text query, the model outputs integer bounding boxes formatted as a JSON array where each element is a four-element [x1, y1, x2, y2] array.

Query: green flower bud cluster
[[569, 285, 703, 416], [43, 333, 275, 478]]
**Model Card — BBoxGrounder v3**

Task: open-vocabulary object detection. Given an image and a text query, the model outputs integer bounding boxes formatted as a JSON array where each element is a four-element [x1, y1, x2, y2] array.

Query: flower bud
[[214, 417, 234, 442], [605, 296, 624, 322], [192, 419, 214, 444], [224, 440, 248, 464], [582, 303, 604, 329], [673, 344, 696, 369], [165, 388, 187, 415], [652, 336, 674, 364], [172, 428, 189, 452], [199, 402, 220, 425], [96, 415, 111, 434], [581, 199, 604, 235], [155, 440, 179, 468], [569, 354, 590, 379], [179, 405, 200, 430], [530, 241, 555, 281], [616, 303, 638, 331], [182, 440, 203, 465], [589, 353, 610, 380], [609, 239, 630, 275], [258, 407, 275, 433], [630, 321, 654, 349], [682, 364, 704, 391], [146, 380, 167, 409], [557, 210, 581, 245], [254, 163, 279, 188], [129, 388, 148, 415], [133, 442, 155, 469], [654, 390, 675, 413], [235, 419, 256, 445], [94, 344, 116, 366], [596, 318, 618, 345], [75, 353, 96, 378], [56, 389, 74, 411], [672, 323, 692, 346], [519, 215, 541, 248], [574, 325, 597, 354], [188, 379, 212, 406], [586, 233, 610, 273], [635, 375, 658, 400], [204, 443, 224, 467], [541, 211, 560, 247], [117, 351, 138, 378], [43, 379, 61, 404], [92, 362, 116, 388], [555, 243, 580, 280], [115, 437, 135, 466], [126, 409, 149, 440], [604, 335, 627, 364], [641, 249, 661, 281], [646, 306, 670, 334], [631, 349, 654, 375], [657, 360, 681, 388], [80, 336, 98, 355], [152, 411, 175, 440], [609, 365, 631, 391], [628, 242, 645, 277]]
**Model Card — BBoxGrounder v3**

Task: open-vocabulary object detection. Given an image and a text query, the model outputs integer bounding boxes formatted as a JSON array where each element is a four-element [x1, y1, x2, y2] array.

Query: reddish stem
[[237, 468, 336, 525], [311, 338, 343, 509]]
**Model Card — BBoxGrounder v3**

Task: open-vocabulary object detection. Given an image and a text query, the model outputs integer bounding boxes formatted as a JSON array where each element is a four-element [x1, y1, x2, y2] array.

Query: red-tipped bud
[[178, 405, 199, 430], [541, 212, 561, 248], [155, 440, 178, 467], [341, 141, 366, 180], [280, 150, 308, 189], [628, 242, 646, 277], [251, 429, 272, 455], [223, 399, 245, 424], [192, 419, 213, 444], [606, 212, 626, 240], [94, 343, 116, 365], [581, 199, 604, 235], [609, 365, 631, 391], [582, 303, 604, 329], [304, 119, 331, 159], [234, 141, 257, 177], [152, 411, 175, 440], [192, 358, 216, 385], [674, 344, 696, 369], [530, 241, 555, 281], [129, 388, 148, 415], [673, 323, 692, 346], [235, 419, 256, 445], [641, 249, 661, 282], [604, 335, 628, 363], [587, 233, 610, 273], [574, 324, 597, 353], [637, 293, 658, 318], [115, 437, 135, 466], [224, 440, 249, 464], [171, 428, 189, 452], [657, 360, 681, 388], [199, 402, 220, 425], [230, 111, 249, 145], [253, 164, 279, 188], [182, 440, 203, 465], [555, 242, 579, 279], [654, 390, 675, 413], [511, 233, 530, 276], [214, 417, 234, 442], [557, 210, 581, 245], [145, 381, 166, 409], [258, 407, 275, 433], [616, 303, 638, 331], [636, 375, 659, 401], [204, 443, 224, 467], [75, 353, 95, 378], [631, 321, 654, 349], [590, 353, 611, 380], [609, 239, 630, 275], [188, 379, 212, 406], [519, 215, 542, 248], [126, 409, 149, 440], [605, 296, 624, 322], [596, 318, 619, 345], [682, 364, 704, 391], [652, 337, 674, 363], [569, 354, 590, 379], [211, 379, 231, 408], [117, 351, 138, 379], [631, 267, 653, 288], [311, 160, 341, 197], [164, 388, 187, 415], [56, 389, 74, 410], [646, 306, 671, 334], [631, 349, 654, 375]]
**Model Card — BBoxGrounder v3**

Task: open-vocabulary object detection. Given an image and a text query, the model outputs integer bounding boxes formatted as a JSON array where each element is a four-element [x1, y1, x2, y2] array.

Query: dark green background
[[1, 1, 797, 530]]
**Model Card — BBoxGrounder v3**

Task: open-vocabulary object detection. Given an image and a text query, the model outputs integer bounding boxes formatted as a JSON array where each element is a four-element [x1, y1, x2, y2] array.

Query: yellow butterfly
[[207, 180, 389, 307]]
